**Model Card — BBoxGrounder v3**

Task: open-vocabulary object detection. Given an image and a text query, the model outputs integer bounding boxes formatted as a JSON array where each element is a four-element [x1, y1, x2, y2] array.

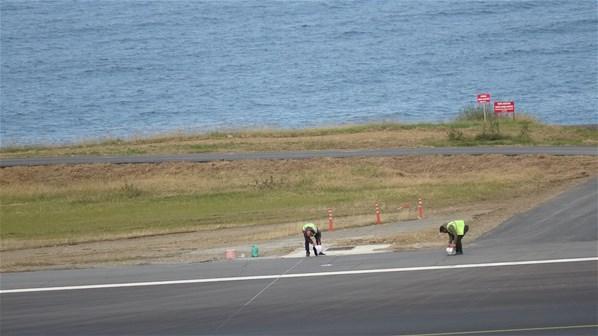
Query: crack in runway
[[214, 258, 305, 332]]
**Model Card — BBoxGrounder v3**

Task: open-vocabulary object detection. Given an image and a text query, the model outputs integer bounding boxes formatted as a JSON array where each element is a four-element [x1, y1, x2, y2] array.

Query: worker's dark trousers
[[450, 225, 469, 254], [304, 231, 322, 255]]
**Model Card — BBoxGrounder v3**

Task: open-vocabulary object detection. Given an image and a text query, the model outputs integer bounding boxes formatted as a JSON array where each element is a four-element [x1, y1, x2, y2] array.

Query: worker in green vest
[[302, 223, 325, 257], [439, 220, 469, 255]]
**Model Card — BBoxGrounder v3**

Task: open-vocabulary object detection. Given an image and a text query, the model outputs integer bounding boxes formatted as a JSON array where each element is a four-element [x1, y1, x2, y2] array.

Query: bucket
[[446, 246, 456, 256], [315, 245, 323, 254]]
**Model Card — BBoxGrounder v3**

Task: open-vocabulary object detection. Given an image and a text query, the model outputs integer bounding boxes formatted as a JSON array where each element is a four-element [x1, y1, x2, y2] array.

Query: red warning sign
[[477, 93, 491, 103], [494, 101, 515, 113]]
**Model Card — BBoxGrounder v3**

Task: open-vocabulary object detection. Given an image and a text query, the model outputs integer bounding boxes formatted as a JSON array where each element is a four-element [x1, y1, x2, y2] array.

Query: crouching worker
[[302, 223, 325, 257], [439, 220, 469, 255]]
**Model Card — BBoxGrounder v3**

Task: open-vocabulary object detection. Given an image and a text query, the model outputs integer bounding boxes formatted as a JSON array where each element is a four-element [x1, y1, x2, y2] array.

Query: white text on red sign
[[494, 101, 515, 113], [477, 93, 491, 103]]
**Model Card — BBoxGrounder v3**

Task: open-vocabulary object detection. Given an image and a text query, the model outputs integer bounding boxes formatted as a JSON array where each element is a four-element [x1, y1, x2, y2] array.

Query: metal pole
[[483, 103, 487, 122]]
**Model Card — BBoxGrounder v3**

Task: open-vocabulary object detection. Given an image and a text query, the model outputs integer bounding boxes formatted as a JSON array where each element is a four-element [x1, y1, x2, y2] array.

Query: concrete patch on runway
[[282, 244, 392, 258]]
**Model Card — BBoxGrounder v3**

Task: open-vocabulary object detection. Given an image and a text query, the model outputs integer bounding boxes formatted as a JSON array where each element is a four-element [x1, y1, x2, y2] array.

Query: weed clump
[[120, 182, 143, 198], [518, 121, 532, 142], [475, 119, 508, 141], [456, 105, 491, 122], [447, 128, 464, 141], [254, 176, 286, 190]]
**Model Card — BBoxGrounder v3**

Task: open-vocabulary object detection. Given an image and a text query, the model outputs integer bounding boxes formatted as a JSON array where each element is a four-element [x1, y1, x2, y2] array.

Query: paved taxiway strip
[[1, 146, 596, 167]]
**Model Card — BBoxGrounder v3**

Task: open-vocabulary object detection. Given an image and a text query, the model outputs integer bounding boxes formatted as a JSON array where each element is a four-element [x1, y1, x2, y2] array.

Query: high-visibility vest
[[302, 223, 318, 233], [447, 220, 466, 235]]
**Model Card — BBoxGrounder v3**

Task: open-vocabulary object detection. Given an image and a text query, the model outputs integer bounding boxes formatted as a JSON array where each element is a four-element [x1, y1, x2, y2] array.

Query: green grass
[[0, 177, 525, 242]]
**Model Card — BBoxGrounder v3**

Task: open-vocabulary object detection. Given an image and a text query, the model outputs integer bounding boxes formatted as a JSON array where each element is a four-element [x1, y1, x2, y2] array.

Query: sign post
[[493, 101, 515, 120], [476, 93, 491, 121]]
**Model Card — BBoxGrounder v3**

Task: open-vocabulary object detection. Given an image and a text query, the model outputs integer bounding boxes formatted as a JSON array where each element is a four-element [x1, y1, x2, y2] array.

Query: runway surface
[[1, 178, 597, 335], [1, 145, 596, 167]]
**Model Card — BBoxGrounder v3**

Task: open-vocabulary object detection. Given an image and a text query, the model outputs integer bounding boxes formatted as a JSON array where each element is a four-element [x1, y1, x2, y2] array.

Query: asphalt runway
[[1, 178, 597, 335]]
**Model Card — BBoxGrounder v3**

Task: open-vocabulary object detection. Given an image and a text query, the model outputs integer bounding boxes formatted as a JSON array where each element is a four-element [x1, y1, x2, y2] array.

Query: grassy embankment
[[1, 114, 597, 254], [1, 113, 596, 158]]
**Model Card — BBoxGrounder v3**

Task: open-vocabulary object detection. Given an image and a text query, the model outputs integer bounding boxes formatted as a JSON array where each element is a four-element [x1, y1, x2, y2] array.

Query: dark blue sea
[[1, 0, 596, 146]]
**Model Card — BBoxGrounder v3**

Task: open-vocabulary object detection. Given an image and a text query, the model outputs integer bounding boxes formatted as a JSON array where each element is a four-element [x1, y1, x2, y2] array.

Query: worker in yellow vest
[[439, 220, 469, 255], [302, 223, 325, 257]]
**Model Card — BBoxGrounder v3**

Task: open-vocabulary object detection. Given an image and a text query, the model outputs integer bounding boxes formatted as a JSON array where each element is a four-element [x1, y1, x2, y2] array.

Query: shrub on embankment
[[438, 105, 598, 146]]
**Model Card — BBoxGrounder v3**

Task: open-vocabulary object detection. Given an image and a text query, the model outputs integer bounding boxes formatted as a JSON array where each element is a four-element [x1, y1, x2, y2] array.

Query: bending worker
[[302, 222, 325, 257], [439, 220, 469, 255]]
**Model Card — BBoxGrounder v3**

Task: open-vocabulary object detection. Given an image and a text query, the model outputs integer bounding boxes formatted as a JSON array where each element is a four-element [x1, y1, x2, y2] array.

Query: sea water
[[1, 0, 596, 146]]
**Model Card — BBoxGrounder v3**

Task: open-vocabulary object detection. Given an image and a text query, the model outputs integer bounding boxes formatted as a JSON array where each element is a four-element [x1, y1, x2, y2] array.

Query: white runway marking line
[[395, 324, 598, 336], [1, 257, 596, 294]]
